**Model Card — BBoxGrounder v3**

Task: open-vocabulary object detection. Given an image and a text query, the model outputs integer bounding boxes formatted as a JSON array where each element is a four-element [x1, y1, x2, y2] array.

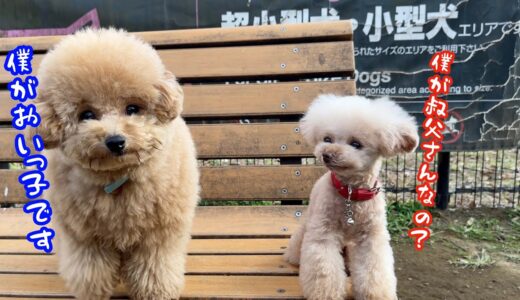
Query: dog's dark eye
[[79, 110, 96, 121], [350, 140, 363, 149], [126, 105, 140, 115], [323, 136, 333, 143]]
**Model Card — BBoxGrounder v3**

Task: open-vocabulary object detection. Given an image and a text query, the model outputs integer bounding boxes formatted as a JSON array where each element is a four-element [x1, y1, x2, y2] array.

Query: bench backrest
[[0, 21, 355, 205]]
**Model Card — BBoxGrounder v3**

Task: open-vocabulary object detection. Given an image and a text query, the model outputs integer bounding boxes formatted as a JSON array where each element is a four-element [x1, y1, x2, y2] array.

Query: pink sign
[[0, 8, 100, 37]]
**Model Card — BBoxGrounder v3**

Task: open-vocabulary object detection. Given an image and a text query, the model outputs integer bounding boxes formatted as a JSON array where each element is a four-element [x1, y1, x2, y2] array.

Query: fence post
[[436, 152, 450, 209]]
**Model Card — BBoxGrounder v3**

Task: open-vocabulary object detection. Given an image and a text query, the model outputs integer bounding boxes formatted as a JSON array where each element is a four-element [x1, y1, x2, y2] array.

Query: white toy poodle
[[284, 95, 419, 300]]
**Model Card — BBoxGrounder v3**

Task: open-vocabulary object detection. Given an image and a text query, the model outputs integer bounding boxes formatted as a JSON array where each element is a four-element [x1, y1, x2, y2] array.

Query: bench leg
[[122, 234, 189, 300], [347, 230, 397, 300], [58, 233, 120, 300], [299, 233, 349, 300]]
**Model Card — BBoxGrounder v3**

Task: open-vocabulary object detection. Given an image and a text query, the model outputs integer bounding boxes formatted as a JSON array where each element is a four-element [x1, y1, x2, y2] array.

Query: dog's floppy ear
[[26, 93, 62, 149], [299, 94, 334, 145], [153, 71, 184, 123], [299, 114, 315, 145], [375, 98, 419, 157]]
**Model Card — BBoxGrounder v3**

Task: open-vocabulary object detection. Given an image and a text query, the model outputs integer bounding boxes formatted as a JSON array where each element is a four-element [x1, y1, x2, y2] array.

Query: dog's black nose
[[322, 153, 332, 164], [105, 135, 126, 155]]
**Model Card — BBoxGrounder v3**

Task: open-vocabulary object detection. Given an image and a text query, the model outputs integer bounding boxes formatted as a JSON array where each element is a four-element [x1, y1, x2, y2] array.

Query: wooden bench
[[0, 21, 355, 299]]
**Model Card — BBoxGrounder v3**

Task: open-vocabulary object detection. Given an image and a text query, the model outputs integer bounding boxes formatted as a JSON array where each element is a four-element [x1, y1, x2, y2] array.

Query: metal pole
[[436, 152, 450, 209]]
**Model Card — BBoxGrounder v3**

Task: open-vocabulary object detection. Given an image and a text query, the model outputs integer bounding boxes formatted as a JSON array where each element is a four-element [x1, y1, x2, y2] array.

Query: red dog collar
[[331, 172, 380, 201]]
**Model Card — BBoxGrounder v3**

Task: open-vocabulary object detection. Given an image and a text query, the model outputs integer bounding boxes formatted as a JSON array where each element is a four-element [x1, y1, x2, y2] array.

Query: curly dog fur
[[284, 95, 419, 300], [30, 28, 199, 299]]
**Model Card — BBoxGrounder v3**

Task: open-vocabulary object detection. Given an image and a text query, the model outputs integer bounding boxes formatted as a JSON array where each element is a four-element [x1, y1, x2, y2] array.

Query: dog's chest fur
[[309, 174, 387, 244], [329, 193, 385, 238], [46, 145, 194, 251], [54, 174, 169, 249]]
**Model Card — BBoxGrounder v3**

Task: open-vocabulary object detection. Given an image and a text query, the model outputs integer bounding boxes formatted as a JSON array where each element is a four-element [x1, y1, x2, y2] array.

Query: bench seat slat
[[0, 274, 302, 299], [0, 298, 68, 300], [0, 20, 352, 52], [0, 254, 298, 275], [1, 166, 324, 204], [0, 298, 72, 300], [0, 238, 289, 255], [0, 206, 306, 238], [0, 41, 353, 83]]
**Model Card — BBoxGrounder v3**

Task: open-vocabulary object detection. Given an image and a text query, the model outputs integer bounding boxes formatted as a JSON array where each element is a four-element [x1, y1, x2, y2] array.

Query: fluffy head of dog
[[300, 95, 418, 180], [31, 28, 183, 172]]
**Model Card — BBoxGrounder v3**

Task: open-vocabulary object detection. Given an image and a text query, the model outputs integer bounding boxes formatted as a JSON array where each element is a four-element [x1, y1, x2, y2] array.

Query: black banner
[[1, 0, 518, 151]]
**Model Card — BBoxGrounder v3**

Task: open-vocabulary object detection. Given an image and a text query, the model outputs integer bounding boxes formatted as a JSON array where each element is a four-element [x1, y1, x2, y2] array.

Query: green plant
[[386, 201, 425, 236], [448, 217, 504, 241], [505, 208, 520, 231], [449, 248, 495, 269]]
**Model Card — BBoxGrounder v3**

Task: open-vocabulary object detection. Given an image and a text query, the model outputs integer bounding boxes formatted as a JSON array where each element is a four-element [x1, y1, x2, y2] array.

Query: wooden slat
[[0, 129, 25, 161], [191, 123, 310, 158], [0, 21, 352, 52], [0, 254, 297, 275], [200, 165, 323, 200], [0, 238, 289, 255], [191, 238, 288, 255], [0, 298, 70, 300], [0, 298, 67, 300], [0, 274, 302, 299], [0, 41, 353, 83], [0, 123, 313, 161], [0, 206, 305, 238], [163, 41, 353, 79], [0, 80, 355, 122], [184, 80, 355, 117], [1, 169, 27, 203], [0, 166, 324, 204], [0, 91, 8, 121]]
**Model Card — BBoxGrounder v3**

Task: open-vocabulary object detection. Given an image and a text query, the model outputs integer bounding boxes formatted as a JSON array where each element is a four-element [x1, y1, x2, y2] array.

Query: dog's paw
[[78, 295, 110, 300], [300, 272, 348, 300], [131, 289, 181, 300], [283, 248, 300, 265]]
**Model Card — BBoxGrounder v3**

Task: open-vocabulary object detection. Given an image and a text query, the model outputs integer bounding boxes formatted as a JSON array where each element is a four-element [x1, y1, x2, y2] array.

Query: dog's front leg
[[348, 228, 397, 300], [284, 222, 306, 265], [299, 232, 349, 300], [59, 232, 120, 300], [123, 233, 189, 300]]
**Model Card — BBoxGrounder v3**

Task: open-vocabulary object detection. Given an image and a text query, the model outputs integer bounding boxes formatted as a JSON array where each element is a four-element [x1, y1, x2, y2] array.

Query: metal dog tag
[[344, 186, 355, 225]]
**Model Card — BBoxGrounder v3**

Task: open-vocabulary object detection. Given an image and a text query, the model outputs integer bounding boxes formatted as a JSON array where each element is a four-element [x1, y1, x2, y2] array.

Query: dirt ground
[[392, 208, 520, 300]]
